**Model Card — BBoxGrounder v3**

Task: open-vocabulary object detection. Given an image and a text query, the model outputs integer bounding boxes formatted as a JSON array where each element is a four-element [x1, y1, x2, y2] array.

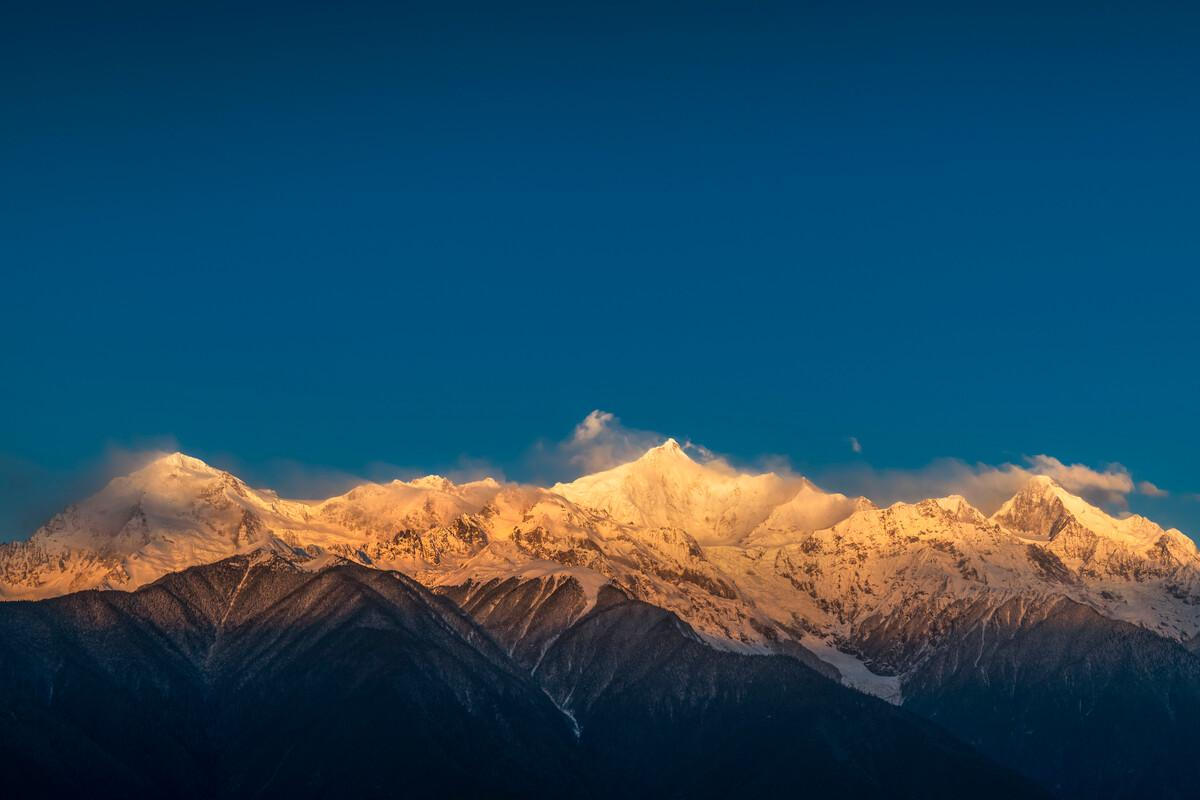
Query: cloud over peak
[[818, 453, 1168, 516], [561, 410, 664, 474], [2, 410, 1188, 542], [1023, 454, 1136, 509], [526, 410, 722, 481], [535, 412, 1172, 519]]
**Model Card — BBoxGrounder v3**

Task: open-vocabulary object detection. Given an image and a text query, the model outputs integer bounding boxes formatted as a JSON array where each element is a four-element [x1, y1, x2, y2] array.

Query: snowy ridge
[[551, 439, 838, 545], [3, 445, 1199, 702]]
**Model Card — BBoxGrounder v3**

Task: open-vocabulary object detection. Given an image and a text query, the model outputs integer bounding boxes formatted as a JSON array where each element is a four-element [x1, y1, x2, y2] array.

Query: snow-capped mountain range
[[3, 440, 1198, 701]]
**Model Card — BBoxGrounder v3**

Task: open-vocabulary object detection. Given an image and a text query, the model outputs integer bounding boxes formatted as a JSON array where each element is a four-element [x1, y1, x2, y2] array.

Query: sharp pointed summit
[[647, 436, 686, 454], [130, 450, 224, 478], [991, 475, 1075, 540], [992, 473, 1169, 547], [552, 440, 853, 545]]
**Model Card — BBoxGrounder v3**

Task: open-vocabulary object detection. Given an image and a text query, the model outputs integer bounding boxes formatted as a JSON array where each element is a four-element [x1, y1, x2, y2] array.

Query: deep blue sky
[[3, 1, 1199, 537]]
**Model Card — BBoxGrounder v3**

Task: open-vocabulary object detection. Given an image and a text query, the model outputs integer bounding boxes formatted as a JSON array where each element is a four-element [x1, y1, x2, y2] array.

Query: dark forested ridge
[[0, 554, 1036, 799]]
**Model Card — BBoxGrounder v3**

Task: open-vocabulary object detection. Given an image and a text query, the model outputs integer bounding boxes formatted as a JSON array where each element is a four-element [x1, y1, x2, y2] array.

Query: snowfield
[[4, 442, 1198, 700]]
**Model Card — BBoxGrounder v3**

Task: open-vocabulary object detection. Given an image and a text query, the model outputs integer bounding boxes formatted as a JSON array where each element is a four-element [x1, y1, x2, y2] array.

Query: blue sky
[[2, 1, 1199, 538]]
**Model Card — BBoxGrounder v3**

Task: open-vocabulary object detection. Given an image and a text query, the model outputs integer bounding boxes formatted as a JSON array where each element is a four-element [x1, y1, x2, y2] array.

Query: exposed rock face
[[434, 573, 593, 670]]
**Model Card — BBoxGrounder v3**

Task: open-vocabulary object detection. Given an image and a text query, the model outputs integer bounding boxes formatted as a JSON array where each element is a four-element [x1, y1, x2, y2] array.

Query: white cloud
[[818, 459, 1029, 514], [819, 454, 1167, 515], [1137, 480, 1169, 498], [572, 410, 614, 443], [558, 410, 670, 474], [526, 410, 721, 481], [4, 410, 1181, 543], [1023, 454, 1134, 509], [532, 414, 1175, 517]]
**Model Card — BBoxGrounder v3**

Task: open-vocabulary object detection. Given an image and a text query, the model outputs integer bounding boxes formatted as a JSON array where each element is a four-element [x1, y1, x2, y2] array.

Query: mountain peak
[[639, 437, 691, 463], [1005, 473, 1087, 508], [1016, 473, 1057, 497], [97, 453, 233, 498], [993, 474, 1173, 548], [553, 443, 808, 545], [932, 494, 988, 524], [135, 451, 220, 477], [1024, 474, 1059, 490], [992, 476, 1076, 539], [408, 475, 455, 491]]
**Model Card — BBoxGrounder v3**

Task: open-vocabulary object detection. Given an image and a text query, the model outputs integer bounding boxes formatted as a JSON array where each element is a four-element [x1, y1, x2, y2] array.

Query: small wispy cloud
[[1137, 480, 1169, 498], [683, 439, 718, 462], [849, 436, 862, 454]]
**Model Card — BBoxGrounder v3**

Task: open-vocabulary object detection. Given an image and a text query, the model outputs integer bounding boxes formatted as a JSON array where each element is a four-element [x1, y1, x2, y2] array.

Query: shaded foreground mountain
[[6, 446, 1200, 796], [902, 595, 1200, 799], [532, 587, 1032, 799], [0, 554, 1037, 799]]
